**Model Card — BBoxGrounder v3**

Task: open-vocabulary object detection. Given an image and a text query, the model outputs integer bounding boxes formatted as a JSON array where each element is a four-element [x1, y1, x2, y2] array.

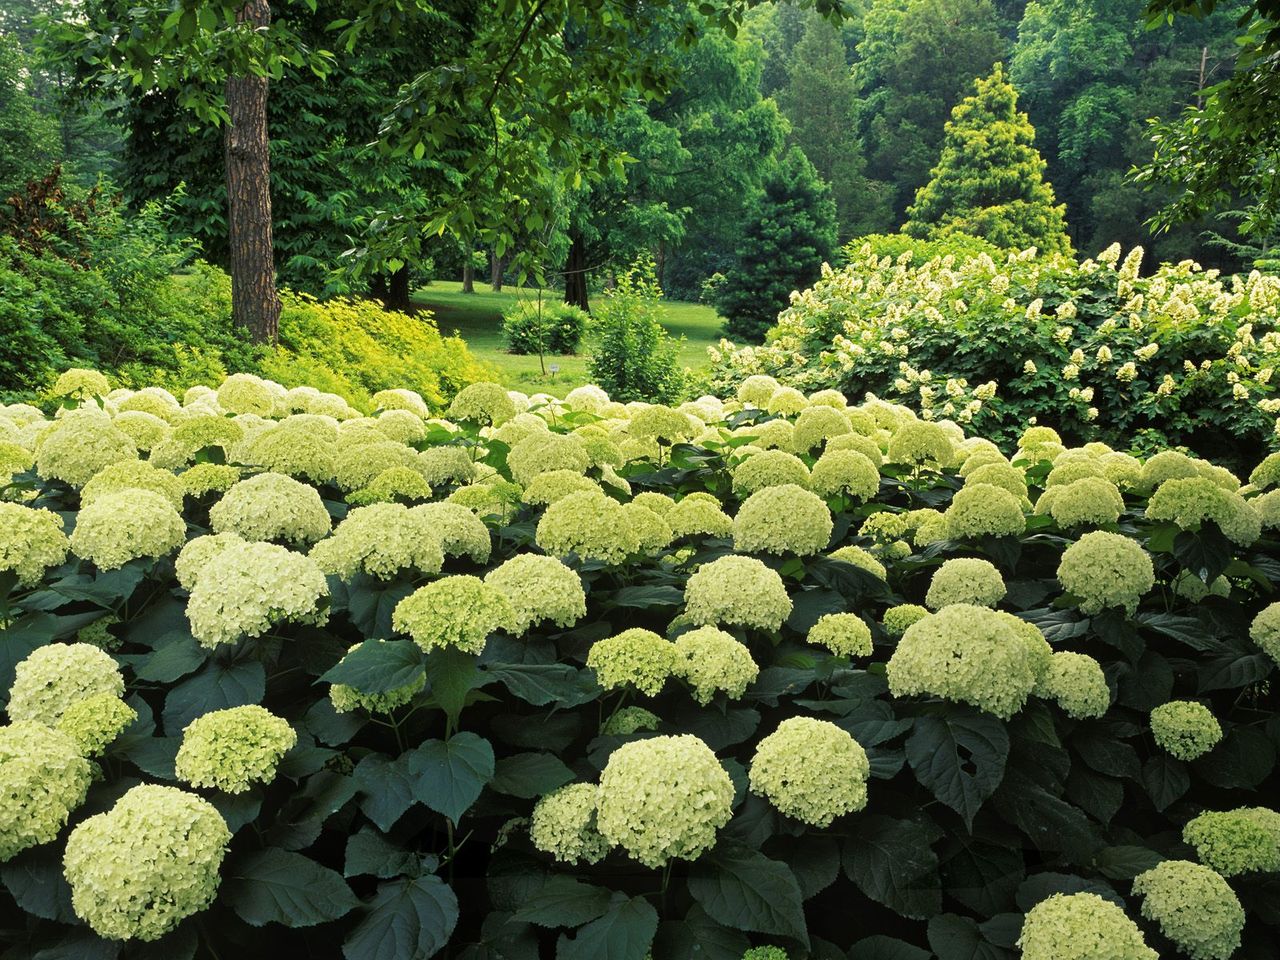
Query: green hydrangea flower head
[[764, 385, 807, 416], [1042, 651, 1110, 719], [926, 558, 1006, 610], [629, 405, 695, 443], [826, 431, 884, 466], [673, 626, 758, 704], [1098, 451, 1143, 489], [484, 553, 587, 635], [51, 367, 110, 401], [1057, 531, 1154, 614], [588, 629, 676, 697], [602, 707, 661, 736], [332, 440, 425, 492], [8, 643, 125, 726], [347, 466, 433, 506], [828, 545, 887, 580], [1249, 451, 1280, 491], [63, 784, 231, 941], [1146, 476, 1261, 547], [81, 460, 184, 510], [807, 613, 873, 657], [536, 490, 640, 564], [175, 705, 297, 794], [995, 612, 1053, 690], [1050, 476, 1125, 528], [217, 372, 279, 415], [447, 478, 522, 520], [76, 615, 121, 652], [180, 463, 241, 498], [668, 498, 733, 539], [310, 503, 445, 581], [1140, 450, 1201, 490], [409, 502, 492, 563], [0, 503, 68, 586], [521, 470, 603, 506], [883, 603, 930, 638], [943, 483, 1026, 539], [742, 949, 789, 960], [237, 419, 337, 485], [0, 721, 92, 860], [809, 449, 880, 500], [57, 694, 137, 757], [737, 375, 781, 407], [1182, 808, 1280, 876], [749, 717, 870, 826], [1250, 601, 1280, 664], [622, 502, 674, 553], [69, 488, 186, 571], [1045, 459, 1105, 489], [887, 420, 954, 468], [1132, 860, 1244, 960], [174, 532, 245, 591], [376, 408, 430, 445], [186, 540, 329, 648], [733, 484, 833, 556], [448, 382, 517, 426], [507, 432, 590, 486], [393, 575, 515, 655], [1150, 701, 1222, 760], [964, 462, 1027, 499], [35, 412, 137, 488], [684, 555, 792, 631], [792, 404, 852, 453], [530, 783, 611, 865], [371, 387, 430, 418], [209, 472, 332, 546], [887, 604, 1037, 719], [1017, 892, 1156, 960], [1171, 571, 1231, 602], [596, 735, 734, 868], [731, 449, 811, 497]]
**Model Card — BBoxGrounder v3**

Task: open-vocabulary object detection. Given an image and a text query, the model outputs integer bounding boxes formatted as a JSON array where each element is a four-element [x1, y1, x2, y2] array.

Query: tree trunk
[[462, 253, 475, 294], [490, 248, 503, 291], [386, 265, 412, 312], [224, 0, 280, 344], [563, 231, 590, 312]]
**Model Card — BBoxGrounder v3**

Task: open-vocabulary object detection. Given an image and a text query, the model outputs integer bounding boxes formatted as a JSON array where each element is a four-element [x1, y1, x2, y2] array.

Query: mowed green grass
[[413, 281, 728, 394]]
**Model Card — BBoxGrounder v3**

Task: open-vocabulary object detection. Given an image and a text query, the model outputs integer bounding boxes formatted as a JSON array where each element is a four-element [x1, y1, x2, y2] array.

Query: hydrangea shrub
[[0, 370, 1276, 958]]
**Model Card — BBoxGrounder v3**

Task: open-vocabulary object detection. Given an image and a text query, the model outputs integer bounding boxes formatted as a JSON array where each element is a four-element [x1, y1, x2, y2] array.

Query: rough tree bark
[[462, 250, 475, 293], [224, 0, 281, 344], [490, 248, 503, 291], [563, 231, 590, 312], [370, 266, 412, 312]]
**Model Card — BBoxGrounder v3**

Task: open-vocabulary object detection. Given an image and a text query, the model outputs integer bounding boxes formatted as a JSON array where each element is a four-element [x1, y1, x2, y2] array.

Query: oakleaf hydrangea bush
[[0, 368, 1277, 959]]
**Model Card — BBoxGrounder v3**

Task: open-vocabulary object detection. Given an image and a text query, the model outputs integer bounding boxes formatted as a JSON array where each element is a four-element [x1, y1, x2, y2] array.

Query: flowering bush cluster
[[705, 236, 1280, 463], [0, 368, 1277, 959]]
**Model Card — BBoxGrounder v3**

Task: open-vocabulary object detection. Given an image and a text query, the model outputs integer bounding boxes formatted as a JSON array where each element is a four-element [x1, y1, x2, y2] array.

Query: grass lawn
[[413, 280, 729, 395]]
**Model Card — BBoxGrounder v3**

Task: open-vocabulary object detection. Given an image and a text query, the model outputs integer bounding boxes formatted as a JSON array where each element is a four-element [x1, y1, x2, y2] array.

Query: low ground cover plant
[[0, 368, 1277, 958]]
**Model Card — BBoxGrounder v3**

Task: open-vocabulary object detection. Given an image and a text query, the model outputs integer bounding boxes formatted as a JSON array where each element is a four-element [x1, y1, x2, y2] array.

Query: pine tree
[[715, 147, 838, 343], [904, 63, 1073, 256]]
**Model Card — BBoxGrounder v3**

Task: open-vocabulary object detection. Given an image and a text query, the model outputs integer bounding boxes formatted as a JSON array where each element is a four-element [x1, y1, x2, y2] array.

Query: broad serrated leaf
[[320, 639, 425, 694], [353, 751, 417, 831], [555, 894, 658, 960], [224, 849, 358, 927], [906, 709, 1009, 830], [687, 844, 809, 945], [409, 733, 494, 822], [489, 752, 575, 798], [162, 659, 265, 733], [343, 875, 459, 960], [842, 816, 941, 919], [512, 877, 613, 928]]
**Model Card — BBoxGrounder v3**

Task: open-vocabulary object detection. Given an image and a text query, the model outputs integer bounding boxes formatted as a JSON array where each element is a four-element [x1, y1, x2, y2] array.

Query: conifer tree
[[904, 63, 1073, 256], [715, 147, 838, 343]]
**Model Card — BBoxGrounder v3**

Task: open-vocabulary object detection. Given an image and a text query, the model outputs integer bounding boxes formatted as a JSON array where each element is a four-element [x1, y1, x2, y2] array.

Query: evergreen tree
[[715, 147, 838, 343], [904, 63, 1073, 255], [0, 37, 60, 198]]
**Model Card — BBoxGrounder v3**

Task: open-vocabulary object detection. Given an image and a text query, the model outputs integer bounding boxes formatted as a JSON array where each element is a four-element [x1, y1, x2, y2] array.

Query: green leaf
[[345, 827, 420, 879], [162, 659, 265, 733], [1172, 526, 1235, 583], [687, 843, 809, 945], [0, 613, 55, 699], [905, 708, 1009, 830], [607, 585, 685, 609], [842, 816, 941, 919], [1141, 755, 1189, 812], [652, 905, 749, 960], [343, 875, 459, 960], [512, 877, 613, 928], [489, 752, 575, 799], [927, 914, 1008, 960], [849, 936, 932, 960], [320, 639, 425, 694], [409, 733, 495, 822], [224, 849, 358, 927], [1, 845, 77, 923], [1093, 846, 1164, 880], [1133, 612, 1232, 654], [485, 662, 600, 707], [1194, 725, 1276, 788], [353, 751, 417, 831], [555, 894, 659, 960], [132, 633, 207, 683], [424, 647, 485, 722]]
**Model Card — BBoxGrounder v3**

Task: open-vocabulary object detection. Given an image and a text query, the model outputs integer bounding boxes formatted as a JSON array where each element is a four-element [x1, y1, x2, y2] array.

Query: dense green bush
[[708, 237, 1280, 463], [501, 299, 590, 355], [588, 258, 686, 403], [1, 372, 1278, 958]]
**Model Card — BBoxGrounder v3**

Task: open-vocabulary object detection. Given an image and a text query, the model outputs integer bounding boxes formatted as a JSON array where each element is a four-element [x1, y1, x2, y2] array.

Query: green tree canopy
[[904, 63, 1073, 255], [0, 35, 60, 198]]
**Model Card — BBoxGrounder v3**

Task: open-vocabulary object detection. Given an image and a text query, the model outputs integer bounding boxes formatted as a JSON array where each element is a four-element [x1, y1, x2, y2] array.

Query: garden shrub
[[588, 258, 686, 403], [500, 299, 590, 355], [0, 372, 1277, 958], [707, 237, 1280, 464]]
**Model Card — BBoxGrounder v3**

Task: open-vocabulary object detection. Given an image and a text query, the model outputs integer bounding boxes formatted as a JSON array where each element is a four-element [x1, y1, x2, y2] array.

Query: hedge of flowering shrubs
[[1, 366, 1279, 959], [704, 237, 1280, 463]]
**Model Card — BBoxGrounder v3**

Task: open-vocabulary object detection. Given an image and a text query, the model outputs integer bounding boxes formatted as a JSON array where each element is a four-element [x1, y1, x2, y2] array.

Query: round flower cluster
[[792, 404, 852, 451], [186, 540, 329, 648], [348, 465, 433, 505], [749, 717, 870, 826], [522, 470, 602, 506], [925, 558, 1006, 610], [828, 545, 888, 580], [1182, 807, 1280, 876], [529, 783, 612, 865], [536, 491, 640, 564], [333, 441, 424, 492], [238, 420, 336, 484], [1251, 602, 1280, 664], [447, 381, 516, 425], [683, 555, 792, 631], [887, 420, 954, 467], [601, 706, 661, 736], [743, 949, 789, 960], [596, 735, 734, 868], [621, 502, 674, 553], [965, 462, 1028, 499], [69, 489, 186, 570], [943, 483, 1026, 538], [731, 450, 810, 496], [1017, 893, 1156, 960], [371, 387, 430, 417], [484, 554, 587, 635], [8, 642, 125, 725], [588, 629, 676, 696], [217, 372, 278, 415], [51, 367, 110, 400], [1041, 651, 1110, 719], [1146, 477, 1261, 546], [807, 613, 873, 657], [1149, 701, 1222, 760], [57, 694, 137, 756], [0, 503, 68, 586], [1049, 476, 1126, 528], [1132, 860, 1244, 960], [392, 575, 515, 654], [882, 603, 930, 637], [80, 460, 184, 509], [36, 414, 136, 487], [672, 626, 758, 704], [0, 721, 92, 860], [174, 532, 244, 591], [63, 784, 231, 941], [1057, 531, 1154, 614], [507, 432, 590, 486], [809, 449, 880, 500], [209, 472, 332, 546], [732, 484, 833, 556], [887, 604, 1037, 719], [629, 404, 695, 443], [668, 497, 733, 538], [175, 705, 297, 794], [310, 503, 445, 580], [180, 463, 241, 497]]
